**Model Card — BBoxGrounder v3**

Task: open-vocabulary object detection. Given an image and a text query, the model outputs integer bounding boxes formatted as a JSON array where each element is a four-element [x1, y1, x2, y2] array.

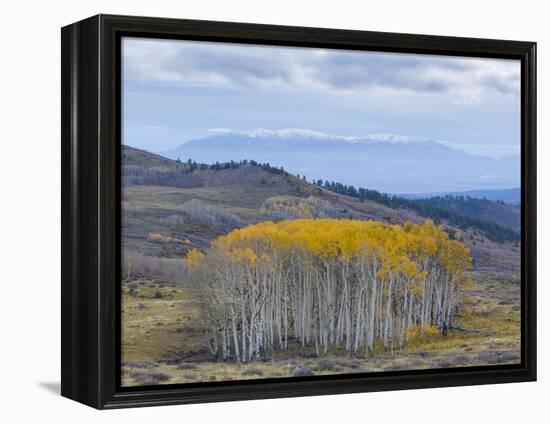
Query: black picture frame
[[61, 14, 537, 409]]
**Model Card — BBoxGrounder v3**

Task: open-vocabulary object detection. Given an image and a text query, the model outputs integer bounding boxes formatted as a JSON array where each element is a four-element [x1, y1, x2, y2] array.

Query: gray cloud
[[307, 50, 520, 100], [123, 37, 520, 103]]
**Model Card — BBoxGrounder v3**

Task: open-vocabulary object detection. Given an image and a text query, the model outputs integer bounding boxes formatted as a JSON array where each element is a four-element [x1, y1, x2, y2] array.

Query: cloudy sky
[[122, 37, 521, 158]]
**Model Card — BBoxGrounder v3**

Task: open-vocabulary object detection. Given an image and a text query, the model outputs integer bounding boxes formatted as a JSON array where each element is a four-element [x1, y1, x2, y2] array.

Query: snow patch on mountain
[[206, 127, 432, 144], [359, 133, 431, 144]]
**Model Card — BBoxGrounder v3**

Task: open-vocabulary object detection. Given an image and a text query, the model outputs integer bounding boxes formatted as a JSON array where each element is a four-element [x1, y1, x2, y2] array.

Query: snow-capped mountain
[[159, 128, 519, 194], [205, 128, 431, 144]]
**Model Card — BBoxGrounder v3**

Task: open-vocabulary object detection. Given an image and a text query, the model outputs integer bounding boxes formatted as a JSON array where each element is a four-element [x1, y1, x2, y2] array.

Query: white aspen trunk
[[383, 275, 394, 348], [230, 306, 241, 362], [241, 304, 247, 362], [366, 275, 377, 351], [399, 285, 408, 348], [354, 288, 364, 353], [221, 327, 228, 360]]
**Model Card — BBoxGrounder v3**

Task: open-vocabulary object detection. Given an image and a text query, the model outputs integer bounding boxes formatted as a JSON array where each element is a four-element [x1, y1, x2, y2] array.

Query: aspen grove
[[187, 219, 472, 362]]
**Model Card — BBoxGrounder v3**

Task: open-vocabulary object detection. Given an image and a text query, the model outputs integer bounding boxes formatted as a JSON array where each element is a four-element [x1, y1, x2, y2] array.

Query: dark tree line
[[315, 180, 519, 242], [199, 159, 285, 174], [122, 158, 286, 189]]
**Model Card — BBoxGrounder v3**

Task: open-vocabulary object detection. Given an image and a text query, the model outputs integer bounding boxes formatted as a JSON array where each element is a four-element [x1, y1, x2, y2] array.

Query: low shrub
[[432, 357, 455, 368], [382, 363, 403, 371], [291, 365, 315, 377], [404, 357, 425, 368], [176, 362, 197, 370], [123, 360, 158, 369], [317, 359, 338, 370], [500, 351, 520, 362], [242, 368, 264, 377], [477, 352, 502, 364], [444, 354, 471, 365], [317, 358, 351, 370], [131, 370, 171, 384]]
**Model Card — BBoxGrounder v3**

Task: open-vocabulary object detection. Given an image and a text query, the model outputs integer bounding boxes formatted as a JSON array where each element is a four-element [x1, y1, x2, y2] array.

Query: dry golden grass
[[121, 271, 520, 387], [122, 279, 205, 362]]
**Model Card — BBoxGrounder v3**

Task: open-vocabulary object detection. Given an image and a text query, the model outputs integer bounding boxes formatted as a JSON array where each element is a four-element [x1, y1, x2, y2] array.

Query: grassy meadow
[[121, 271, 520, 386]]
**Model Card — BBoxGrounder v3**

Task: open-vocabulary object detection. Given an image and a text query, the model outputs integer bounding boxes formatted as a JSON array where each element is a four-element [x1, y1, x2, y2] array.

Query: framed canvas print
[[61, 14, 536, 409]]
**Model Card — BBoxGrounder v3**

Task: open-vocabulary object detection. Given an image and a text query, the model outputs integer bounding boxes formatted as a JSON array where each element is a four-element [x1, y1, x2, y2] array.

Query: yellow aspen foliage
[[147, 232, 166, 242], [190, 218, 473, 361], [185, 249, 204, 268]]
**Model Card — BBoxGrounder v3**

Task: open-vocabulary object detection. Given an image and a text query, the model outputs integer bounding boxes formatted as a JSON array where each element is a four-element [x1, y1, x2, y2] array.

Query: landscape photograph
[[120, 37, 521, 387]]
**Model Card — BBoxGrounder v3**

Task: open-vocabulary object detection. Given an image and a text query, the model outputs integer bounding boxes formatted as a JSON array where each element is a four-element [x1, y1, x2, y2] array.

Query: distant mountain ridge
[[159, 128, 520, 194]]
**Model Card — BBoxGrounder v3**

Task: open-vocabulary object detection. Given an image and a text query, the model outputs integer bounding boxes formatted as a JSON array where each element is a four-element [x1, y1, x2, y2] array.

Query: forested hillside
[[312, 179, 519, 242], [414, 195, 520, 233], [400, 187, 520, 204]]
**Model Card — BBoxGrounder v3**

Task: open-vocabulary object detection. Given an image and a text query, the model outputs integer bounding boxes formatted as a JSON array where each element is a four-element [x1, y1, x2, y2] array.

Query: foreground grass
[[122, 279, 205, 361], [121, 271, 520, 386]]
